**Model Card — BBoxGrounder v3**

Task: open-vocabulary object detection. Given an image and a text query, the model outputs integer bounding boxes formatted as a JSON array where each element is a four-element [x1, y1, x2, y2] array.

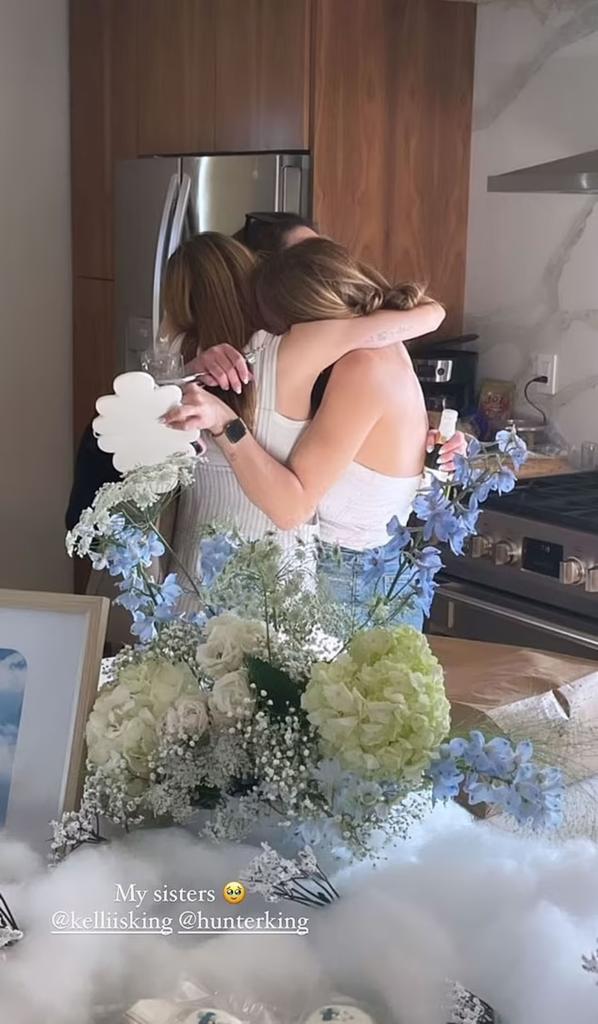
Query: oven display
[[522, 538, 564, 578]]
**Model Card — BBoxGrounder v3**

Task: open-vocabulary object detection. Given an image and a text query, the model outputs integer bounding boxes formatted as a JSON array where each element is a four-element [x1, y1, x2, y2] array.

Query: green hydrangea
[[302, 625, 450, 781]]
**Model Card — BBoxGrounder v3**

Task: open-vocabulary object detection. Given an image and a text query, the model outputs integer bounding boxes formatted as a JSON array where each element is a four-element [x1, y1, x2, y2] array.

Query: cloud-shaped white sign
[[93, 372, 201, 474]]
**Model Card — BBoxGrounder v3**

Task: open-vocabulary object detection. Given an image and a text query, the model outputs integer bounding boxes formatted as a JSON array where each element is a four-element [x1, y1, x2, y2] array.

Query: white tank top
[[174, 332, 317, 585], [318, 463, 421, 550]]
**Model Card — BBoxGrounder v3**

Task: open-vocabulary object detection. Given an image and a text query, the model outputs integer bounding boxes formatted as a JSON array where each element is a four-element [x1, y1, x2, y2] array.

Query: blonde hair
[[163, 232, 257, 425], [253, 237, 428, 333]]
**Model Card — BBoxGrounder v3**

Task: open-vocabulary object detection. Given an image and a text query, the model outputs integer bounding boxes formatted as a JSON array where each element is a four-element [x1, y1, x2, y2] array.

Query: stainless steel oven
[[428, 578, 598, 661]]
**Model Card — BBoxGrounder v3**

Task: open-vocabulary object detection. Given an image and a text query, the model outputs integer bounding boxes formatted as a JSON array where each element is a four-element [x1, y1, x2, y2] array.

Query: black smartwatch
[[212, 418, 247, 444]]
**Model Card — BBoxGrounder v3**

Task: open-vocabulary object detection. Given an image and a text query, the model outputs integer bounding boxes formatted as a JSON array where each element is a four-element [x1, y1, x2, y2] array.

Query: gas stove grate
[[484, 472, 598, 533]]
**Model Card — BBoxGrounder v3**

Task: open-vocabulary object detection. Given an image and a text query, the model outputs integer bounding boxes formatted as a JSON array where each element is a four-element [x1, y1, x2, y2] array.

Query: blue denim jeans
[[318, 542, 424, 632]]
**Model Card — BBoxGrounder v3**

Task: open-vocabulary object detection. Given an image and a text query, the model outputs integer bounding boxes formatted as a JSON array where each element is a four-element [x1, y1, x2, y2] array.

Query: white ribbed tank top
[[318, 463, 421, 550], [173, 332, 317, 588]]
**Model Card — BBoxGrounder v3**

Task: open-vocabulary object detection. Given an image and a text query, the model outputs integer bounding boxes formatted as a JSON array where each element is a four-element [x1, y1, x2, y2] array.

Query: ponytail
[[254, 237, 431, 333]]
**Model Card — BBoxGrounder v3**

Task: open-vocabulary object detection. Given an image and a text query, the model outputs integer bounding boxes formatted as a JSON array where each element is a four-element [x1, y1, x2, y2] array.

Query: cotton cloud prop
[[93, 373, 201, 473], [1, 806, 598, 1024]]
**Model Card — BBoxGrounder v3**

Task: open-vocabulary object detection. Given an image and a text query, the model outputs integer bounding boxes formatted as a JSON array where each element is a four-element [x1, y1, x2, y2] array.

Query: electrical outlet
[[533, 353, 558, 395]]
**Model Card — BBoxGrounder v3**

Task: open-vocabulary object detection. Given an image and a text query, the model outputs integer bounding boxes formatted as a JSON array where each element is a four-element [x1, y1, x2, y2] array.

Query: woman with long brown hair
[[164, 234, 445, 625]]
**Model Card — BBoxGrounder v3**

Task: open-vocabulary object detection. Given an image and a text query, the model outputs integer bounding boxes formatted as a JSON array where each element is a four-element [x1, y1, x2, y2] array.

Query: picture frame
[[0, 590, 109, 850]]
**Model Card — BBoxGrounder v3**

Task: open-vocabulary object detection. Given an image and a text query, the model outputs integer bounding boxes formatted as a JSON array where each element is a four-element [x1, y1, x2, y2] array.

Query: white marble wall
[[464, 0, 598, 449]]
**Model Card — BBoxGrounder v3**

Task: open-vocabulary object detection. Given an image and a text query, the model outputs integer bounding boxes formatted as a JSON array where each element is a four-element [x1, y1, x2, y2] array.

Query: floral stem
[[151, 521, 204, 601]]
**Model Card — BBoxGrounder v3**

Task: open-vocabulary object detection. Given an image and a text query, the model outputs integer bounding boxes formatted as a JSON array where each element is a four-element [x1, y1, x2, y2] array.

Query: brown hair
[[235, 212, 317, 256], [163, 232, 256, 425], [253, 237, 428, 335]]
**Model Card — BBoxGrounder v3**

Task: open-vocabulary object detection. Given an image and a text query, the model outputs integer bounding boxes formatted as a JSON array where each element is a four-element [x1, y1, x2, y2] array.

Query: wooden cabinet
[[72, 278, 115, 445], [70, 0, 476, 472], [214, 0, 311, 152], [137, 0, 310, 155], [312, 0, 476, 337], [70, 0, 113, 279], [137, 0, 215, 155], [70, 0, 137, 279]]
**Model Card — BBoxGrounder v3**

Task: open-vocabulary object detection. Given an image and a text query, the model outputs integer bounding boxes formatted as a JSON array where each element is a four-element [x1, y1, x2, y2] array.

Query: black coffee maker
[[412, 335, 478, 417]]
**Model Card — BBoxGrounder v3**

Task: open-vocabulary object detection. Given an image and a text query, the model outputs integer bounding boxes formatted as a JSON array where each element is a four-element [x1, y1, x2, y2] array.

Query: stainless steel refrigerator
[[114, 154, 311, 371]]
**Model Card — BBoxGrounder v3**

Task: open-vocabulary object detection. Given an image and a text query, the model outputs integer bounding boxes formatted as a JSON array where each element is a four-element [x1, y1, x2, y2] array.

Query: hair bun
[[354, 285, 385, 316], [384, 282, 427, 310]]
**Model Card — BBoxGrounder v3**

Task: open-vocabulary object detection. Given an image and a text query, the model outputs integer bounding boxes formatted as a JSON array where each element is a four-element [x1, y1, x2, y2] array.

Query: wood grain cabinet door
[[312, 0, 475, 337], [137, 0, 216, 155], [70, 0, 113, 279], [72, 277, 115, 447], [70, 0, 137, 279], [214, 0, 311, 152]]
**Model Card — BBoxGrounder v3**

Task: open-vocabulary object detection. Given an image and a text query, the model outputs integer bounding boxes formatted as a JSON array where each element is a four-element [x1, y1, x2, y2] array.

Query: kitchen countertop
[[515, 454, 575, 478]]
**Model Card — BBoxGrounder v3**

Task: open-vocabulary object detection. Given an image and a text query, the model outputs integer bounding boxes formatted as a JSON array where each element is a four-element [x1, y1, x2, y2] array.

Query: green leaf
[[246, 656, 305, 716]]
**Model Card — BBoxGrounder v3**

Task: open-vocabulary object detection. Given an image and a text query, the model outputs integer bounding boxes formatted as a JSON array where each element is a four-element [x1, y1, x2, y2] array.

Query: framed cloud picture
[[0, 590, 108, 850]]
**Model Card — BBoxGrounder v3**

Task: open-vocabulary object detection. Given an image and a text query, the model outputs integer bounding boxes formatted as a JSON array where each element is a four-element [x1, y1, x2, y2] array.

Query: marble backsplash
[[463, 0, 598, 450]]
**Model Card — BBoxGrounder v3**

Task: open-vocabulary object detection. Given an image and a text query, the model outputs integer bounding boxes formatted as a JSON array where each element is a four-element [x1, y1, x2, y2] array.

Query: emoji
[[222, 880, 246, 905]]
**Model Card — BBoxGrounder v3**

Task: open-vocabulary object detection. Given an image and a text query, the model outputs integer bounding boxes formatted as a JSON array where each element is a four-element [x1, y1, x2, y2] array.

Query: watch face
[[225, 418, 247, 444]]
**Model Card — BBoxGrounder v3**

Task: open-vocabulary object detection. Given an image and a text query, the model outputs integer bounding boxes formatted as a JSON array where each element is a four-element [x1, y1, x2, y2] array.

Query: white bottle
[[425, 408, 459, 469]]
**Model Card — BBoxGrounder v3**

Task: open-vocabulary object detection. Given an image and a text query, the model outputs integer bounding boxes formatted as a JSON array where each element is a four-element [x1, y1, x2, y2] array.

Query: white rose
[[208, 669, 253, 722], [147, 661, 198, 717], [118, 662, 152, 696], [86, 707, 115, 766], [164, 695, 209, 738], [86, 683, 140, 766], [197, 613, 266, 679], [93, 680, 138, 714], [119, 707, 159, 776]]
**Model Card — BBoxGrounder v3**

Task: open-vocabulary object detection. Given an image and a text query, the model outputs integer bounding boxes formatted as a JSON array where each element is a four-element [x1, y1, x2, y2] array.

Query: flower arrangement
[[51, 426, 566, 867]]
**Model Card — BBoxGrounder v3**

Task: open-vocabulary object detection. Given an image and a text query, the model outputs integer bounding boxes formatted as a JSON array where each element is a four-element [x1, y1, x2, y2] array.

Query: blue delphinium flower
[[427, 755, 464, 799], [130, 609, 159, 644], [426, 730, 564, 829], [452, 454, 471, 487], [199, 533, 238, 586], [407, 546, 443, 614], [360, 548, 387, 589], [137, 531, 166, 566], [458, 494, 480, 534], [505, 763, 564, 828], [462, 731, 516, 777], [114, 579, 145, 612], [98, 522, 165, 579], [489, 466, 517, 495], [496, 428, 528, 470], [466, 436, 482, 458], [158, 572, 182, 605], [413, 479, 455, 542], [385, 516, 411, 557]]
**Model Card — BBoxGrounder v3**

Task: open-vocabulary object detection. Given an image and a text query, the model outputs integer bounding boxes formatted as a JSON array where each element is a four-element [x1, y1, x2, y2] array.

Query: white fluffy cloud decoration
[[93, 373, 201, 473]]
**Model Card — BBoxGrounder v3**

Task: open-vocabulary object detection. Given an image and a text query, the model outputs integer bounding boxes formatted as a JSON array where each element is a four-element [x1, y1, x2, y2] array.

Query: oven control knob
[[584, 566, 598, 592], [559, 558, 586, 586], [470, 535, 492, 559], [493, 540, 519, 566]]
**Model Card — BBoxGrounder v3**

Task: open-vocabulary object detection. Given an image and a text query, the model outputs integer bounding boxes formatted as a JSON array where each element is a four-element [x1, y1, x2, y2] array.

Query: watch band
[[212, 418, 247, 444]]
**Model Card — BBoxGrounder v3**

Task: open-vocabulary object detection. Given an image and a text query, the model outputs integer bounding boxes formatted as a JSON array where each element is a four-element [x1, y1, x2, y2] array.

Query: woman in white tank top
[[165, 236, 455, 627]]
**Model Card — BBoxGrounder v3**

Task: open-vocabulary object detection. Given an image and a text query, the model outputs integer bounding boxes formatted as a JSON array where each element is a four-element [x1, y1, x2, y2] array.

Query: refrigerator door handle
[[274, 155, 282, 212], [281, 163, 289, 210], [167, 173, 191, 259], [280, 163, 302, 213], [152, 173, 179, 346]]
